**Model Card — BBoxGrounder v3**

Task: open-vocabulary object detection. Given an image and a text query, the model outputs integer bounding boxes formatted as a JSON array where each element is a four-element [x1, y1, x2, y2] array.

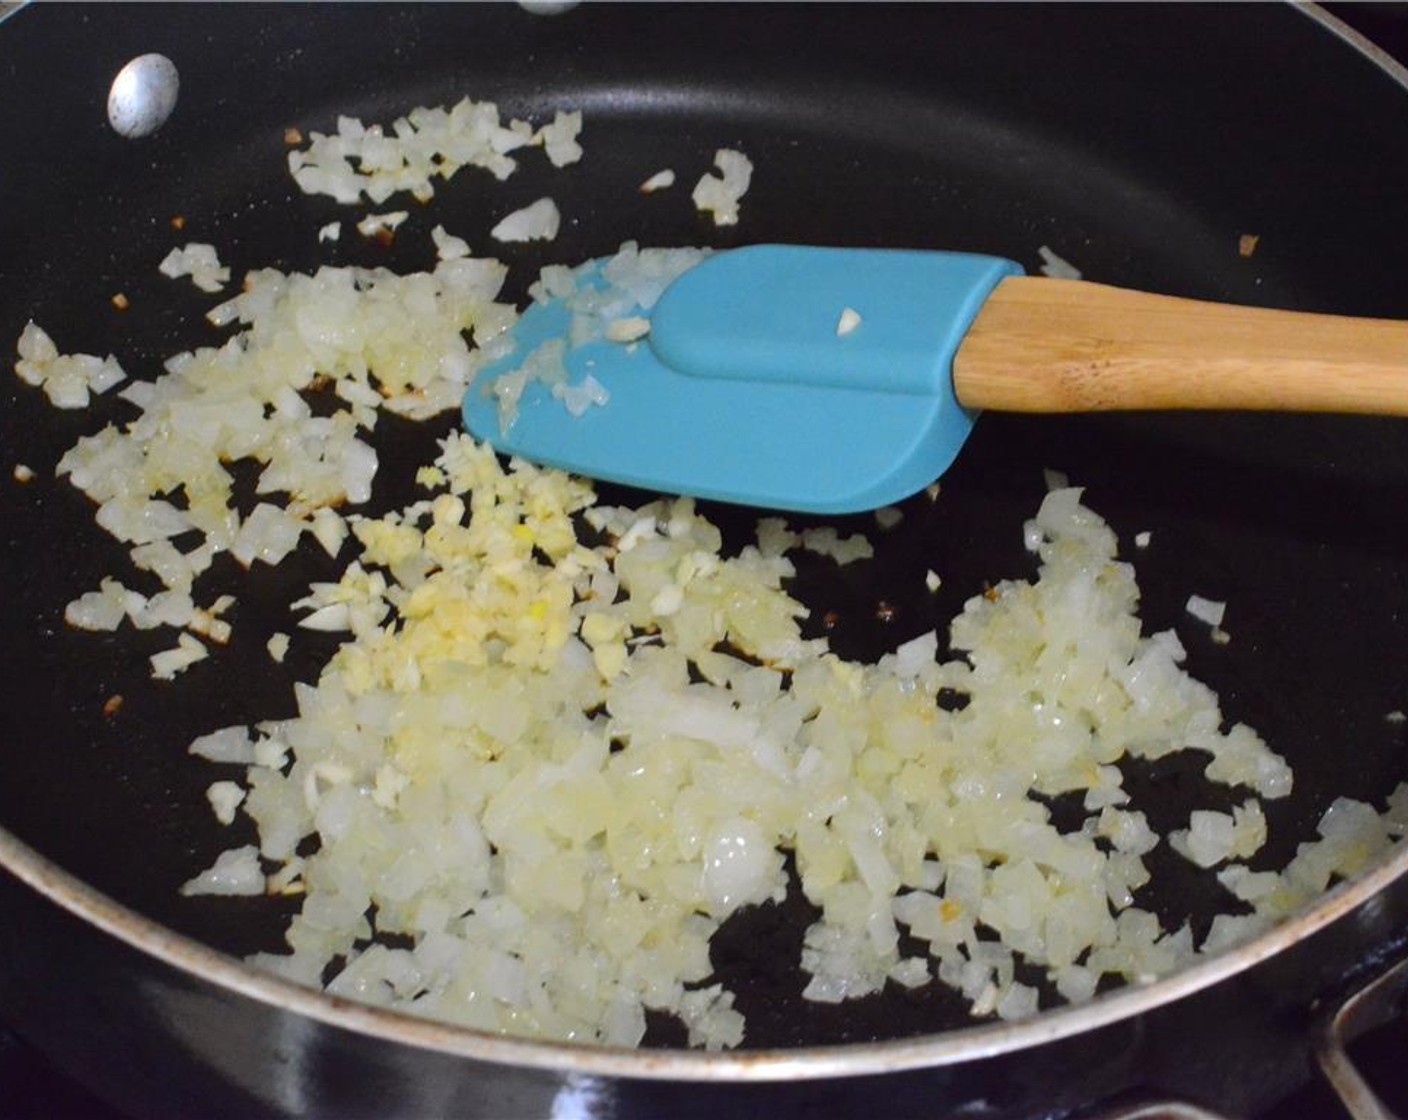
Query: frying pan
[[3, 3, 1408, 1116]]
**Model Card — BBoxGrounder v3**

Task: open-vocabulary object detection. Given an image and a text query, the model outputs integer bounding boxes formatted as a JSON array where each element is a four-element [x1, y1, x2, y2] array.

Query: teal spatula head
[[462, 244, 1022, 513]]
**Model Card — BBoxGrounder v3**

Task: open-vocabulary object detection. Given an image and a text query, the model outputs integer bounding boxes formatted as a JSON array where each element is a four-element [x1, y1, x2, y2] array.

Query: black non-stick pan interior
[[3, 2, 1408, 1049]]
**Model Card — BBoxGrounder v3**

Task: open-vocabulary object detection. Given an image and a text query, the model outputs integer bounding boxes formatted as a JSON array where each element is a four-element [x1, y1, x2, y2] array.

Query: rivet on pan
[[107, 53, 180, 139], [517, 1, 579, 14]]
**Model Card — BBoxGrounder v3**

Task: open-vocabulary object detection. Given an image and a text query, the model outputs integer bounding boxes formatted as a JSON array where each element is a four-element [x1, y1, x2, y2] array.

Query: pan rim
[[5, 817, 1408, 1081], [3, 0, 1407, 1087]]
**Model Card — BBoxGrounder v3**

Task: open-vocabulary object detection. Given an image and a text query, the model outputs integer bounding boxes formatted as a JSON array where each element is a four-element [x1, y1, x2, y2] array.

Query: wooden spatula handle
[[953, 276, 1408, 416]]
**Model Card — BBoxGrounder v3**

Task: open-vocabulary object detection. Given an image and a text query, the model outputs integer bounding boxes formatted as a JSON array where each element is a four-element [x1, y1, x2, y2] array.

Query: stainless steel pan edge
[[3, 1, 1408, 1116], [7, 821, 1408, 1119], [6, 815, 1408, 1082]]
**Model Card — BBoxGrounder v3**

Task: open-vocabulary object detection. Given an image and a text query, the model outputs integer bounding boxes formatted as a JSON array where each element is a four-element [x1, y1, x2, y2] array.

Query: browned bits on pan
[[284, 126, 304, 146], [102, 694, 124, 719], [822, 610, 841, 631], [982, 583, 1000, 602], [170, 214, 186, 231], [1238, 233, 1259, 258], [374, 227, 396, 248], [875, 600, 896, 623], [111, 292, 131, 311]]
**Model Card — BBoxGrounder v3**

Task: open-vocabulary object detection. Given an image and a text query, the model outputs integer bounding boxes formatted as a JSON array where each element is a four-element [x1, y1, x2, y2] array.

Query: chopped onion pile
[[15, 322, 125, 410], [287, 98, 581, 206], [179, 447, 1403, 1048], [49, 258, 512, 664]]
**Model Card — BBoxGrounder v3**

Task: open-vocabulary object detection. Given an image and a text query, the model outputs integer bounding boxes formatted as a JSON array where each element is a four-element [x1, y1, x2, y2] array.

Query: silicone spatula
[[462, 244, 1408, 513]]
